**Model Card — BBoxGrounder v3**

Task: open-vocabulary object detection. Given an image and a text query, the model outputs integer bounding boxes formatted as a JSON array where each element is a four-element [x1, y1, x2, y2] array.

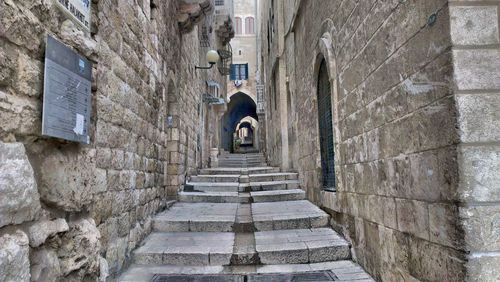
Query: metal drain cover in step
[[247, 271, 338, 281], [150, 274, 242, 282], [150, 271, 338, 282]]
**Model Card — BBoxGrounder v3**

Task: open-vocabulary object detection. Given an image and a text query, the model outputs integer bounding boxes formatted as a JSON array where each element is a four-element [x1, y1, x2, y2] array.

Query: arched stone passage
[[222, 92, 258, 152]]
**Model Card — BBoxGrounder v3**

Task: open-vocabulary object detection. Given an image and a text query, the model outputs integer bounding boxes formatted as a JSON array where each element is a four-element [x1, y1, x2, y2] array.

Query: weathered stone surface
[[458, 145, 500, 202], [134, 232, 234, 266], [0, 230, 30, 282], [460, 205, 500, 252], [450, 6, 500, 45], [30, 248, 61, 282], [35, 147, 101, 212], [57, 218, 101, 278], [456, 94, 500, 143], [395, 199, 429, 240], [466, 255, 500, 282], [27, 218, 69, 247], [0, 141, 41, 228], [59, 20, 98, 58], [453, 49, 500, 90]]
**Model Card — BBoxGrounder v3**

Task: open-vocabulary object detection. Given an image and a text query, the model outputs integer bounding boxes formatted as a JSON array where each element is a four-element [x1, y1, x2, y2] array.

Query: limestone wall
[[257, 0, 498, 281], [449, 1, 500, 280], [0, 0, 223, 280]]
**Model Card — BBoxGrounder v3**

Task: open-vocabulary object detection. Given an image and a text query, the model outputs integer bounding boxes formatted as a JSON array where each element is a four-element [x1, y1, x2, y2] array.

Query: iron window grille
[[217, 44, 232, 75]]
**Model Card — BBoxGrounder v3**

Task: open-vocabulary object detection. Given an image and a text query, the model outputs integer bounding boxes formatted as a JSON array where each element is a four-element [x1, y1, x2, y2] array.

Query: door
[[317, 60, 335, 190]]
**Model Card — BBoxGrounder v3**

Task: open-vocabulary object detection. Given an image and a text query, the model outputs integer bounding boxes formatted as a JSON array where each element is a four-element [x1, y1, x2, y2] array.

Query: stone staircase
[[217, 152, 268, 167], [119, 153, 374, 281]]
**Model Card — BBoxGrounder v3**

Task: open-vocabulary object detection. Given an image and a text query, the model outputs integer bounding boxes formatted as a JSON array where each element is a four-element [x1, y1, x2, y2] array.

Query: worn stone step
[[250, 189, 306, 202], [249, 172, 298, 182], [179, 191, 241, 203], [185, 182, 240, 192], [133, 232, 235, 266], [255, 228, 351, 264], [252, 200, 329, 231], [190, 175, 241, 183], [247, 180, 300, 191], [199, 168, 242, 175], [119, 260, 374, 282], [200, 167, 280, 175], [153, 203, 238, 232]]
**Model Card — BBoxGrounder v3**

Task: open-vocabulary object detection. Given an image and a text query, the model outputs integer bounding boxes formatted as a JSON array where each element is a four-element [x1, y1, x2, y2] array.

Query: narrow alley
[[0, 0, 499, 282], [121, 153, 372, 281]]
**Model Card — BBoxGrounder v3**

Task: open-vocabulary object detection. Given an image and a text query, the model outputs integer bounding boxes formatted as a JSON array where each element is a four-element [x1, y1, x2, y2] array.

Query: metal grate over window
[[317, 59, 336, 191]]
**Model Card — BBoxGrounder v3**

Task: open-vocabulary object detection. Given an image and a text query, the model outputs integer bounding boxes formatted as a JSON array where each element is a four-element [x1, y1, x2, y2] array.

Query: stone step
[[190, 175, 240, 183], [247, 180, 300, 191], [249, 172, 298, 182], [252, 200, 329, 231], [133, 232, 234, 266], [250, 189, 306, 202], [255, 228, 351, 264], [119, 260, 374, 282], [179, 191, 241, 203], [153, 202, 238, 232], [200, 167, 280, 175], [185, 182, 240, 192]]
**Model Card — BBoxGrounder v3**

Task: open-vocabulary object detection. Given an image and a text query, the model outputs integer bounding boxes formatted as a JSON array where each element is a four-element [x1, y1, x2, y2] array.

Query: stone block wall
[[0, 0, 222, 280], [259, 0, 498, 281], [449, 1, 500, 280]]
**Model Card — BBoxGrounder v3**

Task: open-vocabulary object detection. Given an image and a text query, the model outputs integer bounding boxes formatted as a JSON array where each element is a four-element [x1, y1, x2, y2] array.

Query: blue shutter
[[230, 64, 236, 80], [244, 64, 249, 80]]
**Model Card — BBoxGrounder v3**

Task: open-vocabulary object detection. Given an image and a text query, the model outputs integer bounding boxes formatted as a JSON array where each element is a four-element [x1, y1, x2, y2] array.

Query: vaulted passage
[[222, 92, 258, 152]]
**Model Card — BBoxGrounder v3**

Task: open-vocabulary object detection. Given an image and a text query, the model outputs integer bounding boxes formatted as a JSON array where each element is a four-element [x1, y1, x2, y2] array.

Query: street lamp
[[195, 50, 220, 70]]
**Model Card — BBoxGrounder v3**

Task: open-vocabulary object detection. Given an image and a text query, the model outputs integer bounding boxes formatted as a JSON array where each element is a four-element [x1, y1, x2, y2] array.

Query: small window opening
[[150, 1, 157, 20]]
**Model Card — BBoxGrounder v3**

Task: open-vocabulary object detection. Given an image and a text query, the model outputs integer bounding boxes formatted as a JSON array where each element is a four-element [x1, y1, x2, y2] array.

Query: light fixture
[[195, 50, 220, 70]]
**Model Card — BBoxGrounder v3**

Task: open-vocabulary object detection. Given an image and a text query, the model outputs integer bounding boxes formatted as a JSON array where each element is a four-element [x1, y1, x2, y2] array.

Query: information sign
[[42, 35, 92, 144]]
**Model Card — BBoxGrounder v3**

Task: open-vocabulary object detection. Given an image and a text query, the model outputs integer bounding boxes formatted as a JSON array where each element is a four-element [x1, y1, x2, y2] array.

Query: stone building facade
[[259, 0, 500, 281], [0, 0, 232, 280], [219, 0, 262, 153]]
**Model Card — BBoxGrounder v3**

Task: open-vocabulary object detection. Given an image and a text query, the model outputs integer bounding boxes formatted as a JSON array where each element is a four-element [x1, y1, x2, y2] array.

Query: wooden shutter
[[230, 64, 237, 80]]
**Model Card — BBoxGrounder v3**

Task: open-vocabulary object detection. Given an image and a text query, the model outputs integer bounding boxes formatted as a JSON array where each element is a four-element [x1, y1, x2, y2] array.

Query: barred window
[[215, 0, 224, 6]]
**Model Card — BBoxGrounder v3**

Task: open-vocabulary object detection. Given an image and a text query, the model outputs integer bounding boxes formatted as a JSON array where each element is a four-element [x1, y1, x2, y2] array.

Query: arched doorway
[[222, 92, 258, 152], [317, 59, 335, 189]]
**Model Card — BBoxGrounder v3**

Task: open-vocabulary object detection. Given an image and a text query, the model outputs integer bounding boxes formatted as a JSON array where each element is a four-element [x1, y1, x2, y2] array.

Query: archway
[[221, 92, 258, 152]]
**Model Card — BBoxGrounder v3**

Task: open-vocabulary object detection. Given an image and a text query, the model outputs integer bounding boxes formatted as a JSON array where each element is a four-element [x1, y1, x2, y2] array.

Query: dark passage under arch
[[222, 92, 258, 152]]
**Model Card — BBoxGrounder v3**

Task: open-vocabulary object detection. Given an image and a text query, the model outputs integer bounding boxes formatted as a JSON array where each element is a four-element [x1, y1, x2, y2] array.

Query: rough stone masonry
[[258, 0, 500, 281], [0, 0, 231, 280]]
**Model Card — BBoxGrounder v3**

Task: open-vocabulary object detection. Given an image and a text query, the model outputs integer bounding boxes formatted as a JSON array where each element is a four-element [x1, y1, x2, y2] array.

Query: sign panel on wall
[[42, 35, 92, 144], [54, 0, 91, 32]]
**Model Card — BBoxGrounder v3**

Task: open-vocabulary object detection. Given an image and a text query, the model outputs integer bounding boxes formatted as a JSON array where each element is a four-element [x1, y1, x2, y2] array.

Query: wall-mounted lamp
[[195, 50, 220, 70]]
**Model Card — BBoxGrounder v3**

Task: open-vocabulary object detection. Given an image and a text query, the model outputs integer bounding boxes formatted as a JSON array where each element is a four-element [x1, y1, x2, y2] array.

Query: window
[[215, 0, 224, 6], [317, 59, 335, 190], [235, 17, 242, 34], [245, 17, 255, 34], [230, 64, 248, 80]]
